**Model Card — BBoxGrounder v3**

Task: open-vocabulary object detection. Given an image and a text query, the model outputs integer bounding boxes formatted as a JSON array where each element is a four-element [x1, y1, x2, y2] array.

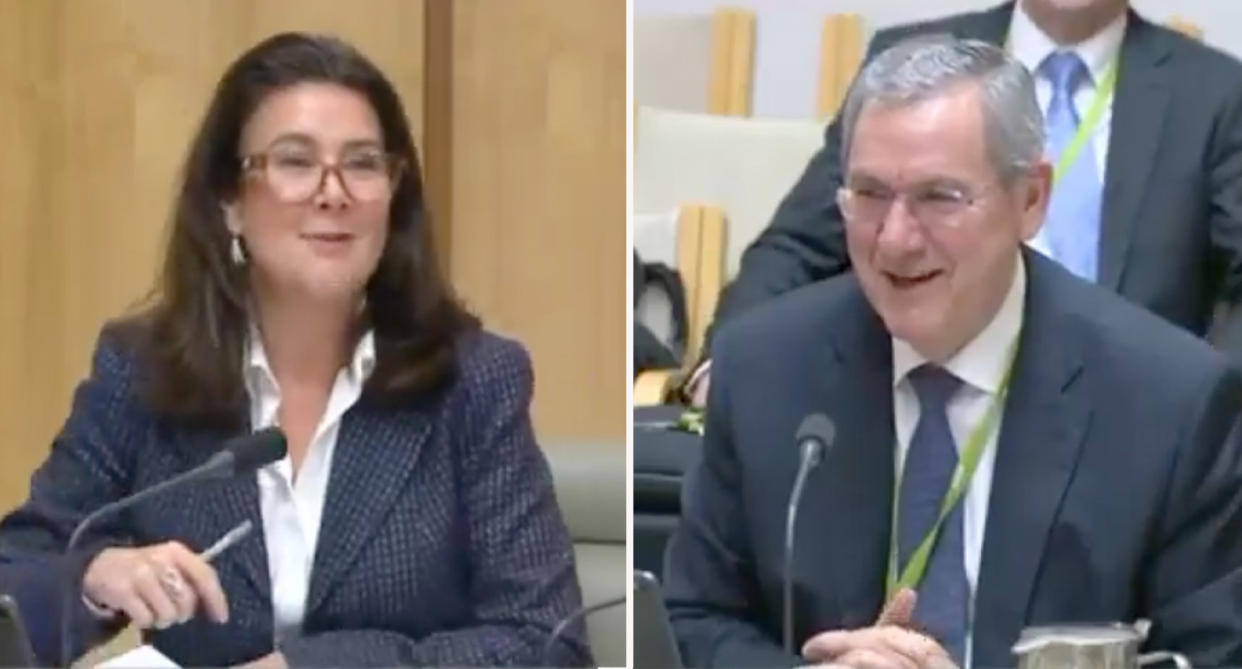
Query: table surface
[[633, 405, 702, 515], [634, 405, 702, 476]]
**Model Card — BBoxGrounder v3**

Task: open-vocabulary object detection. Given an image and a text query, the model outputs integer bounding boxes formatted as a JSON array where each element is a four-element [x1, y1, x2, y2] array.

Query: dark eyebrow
[[264, 133, 315, 149], [915, 177, 972, 193], [844, 172, 891, 190], [341, 139, 385, 152], [261, 134, 385, 153]]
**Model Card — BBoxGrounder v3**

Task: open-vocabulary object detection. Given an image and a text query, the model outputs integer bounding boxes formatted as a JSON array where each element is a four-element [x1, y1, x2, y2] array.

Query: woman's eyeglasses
[[240, 148, 403, 203]]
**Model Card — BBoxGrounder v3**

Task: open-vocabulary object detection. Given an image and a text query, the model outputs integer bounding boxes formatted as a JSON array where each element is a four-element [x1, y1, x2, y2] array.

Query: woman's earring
[[230, 235, 246, 265]]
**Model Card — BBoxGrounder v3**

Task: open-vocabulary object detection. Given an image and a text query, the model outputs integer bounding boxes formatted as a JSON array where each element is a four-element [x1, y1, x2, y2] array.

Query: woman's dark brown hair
[[133, 32, 477, 426]]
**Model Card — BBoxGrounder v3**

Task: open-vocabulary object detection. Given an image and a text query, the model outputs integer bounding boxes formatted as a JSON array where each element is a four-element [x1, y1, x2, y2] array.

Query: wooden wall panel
[[709, 8, 755, 116], [449, 0, 626, 441], [817, 13, 865, 119], [0, 1, 58, 515], [0, 0, 425, 513]]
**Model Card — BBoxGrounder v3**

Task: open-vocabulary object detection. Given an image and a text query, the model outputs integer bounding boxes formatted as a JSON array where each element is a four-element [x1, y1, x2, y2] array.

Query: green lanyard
[[885, 338, 1020, 599], [1001, 33, 1121, 185], [1052, 58, 1118, 185]]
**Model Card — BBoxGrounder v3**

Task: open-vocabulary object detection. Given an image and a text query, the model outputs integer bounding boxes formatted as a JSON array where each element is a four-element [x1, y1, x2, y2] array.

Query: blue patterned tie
[[1039, 50, 1102, 282], [899, 364, 968, 663]]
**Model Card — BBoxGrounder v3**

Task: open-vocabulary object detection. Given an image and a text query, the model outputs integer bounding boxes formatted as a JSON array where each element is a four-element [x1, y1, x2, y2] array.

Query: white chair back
[[634, 106, 824, 278]]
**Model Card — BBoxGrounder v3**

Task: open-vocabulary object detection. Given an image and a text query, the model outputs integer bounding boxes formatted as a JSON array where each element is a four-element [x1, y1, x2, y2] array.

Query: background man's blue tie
[[1040, 50, 1103, 282], [898, 364, 968, 664]]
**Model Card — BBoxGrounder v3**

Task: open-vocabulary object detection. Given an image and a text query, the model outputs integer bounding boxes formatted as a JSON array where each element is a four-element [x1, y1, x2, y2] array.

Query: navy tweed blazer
[[0, 325, 591, 667]]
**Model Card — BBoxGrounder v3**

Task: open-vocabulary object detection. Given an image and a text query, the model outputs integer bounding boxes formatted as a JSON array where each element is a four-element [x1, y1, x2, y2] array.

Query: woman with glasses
[[0, 33, 589, 668]]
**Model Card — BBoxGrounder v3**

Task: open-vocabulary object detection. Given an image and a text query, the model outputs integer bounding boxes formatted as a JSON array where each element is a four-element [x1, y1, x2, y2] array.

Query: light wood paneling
[[709, 8, 755, 116], [449, 0, 625, 441], [0, 0, 59, 514], [818, 13, 865, 120], [677, 205, 727, 366], [0, 0, 424, 513], [1167, 16, 1204, 40]]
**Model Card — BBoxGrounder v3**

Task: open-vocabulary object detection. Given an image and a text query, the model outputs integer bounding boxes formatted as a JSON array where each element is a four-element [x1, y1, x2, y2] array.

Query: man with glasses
[[682, 0, 1242, 406], [663, 38, 1242, 669]]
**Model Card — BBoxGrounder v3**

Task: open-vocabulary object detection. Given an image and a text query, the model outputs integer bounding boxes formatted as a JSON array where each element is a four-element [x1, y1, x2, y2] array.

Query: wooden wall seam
[[423, 0, 453, 273]]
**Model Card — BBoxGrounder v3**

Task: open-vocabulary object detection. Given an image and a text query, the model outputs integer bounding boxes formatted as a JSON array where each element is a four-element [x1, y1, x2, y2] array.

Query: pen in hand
[[82, 521, 254, 620], [200, 519, 254, 562], [108, 519, 252, 626]]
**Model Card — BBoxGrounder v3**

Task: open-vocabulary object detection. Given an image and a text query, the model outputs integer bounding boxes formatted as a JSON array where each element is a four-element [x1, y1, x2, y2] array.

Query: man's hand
[[801, 589, 956, 669]]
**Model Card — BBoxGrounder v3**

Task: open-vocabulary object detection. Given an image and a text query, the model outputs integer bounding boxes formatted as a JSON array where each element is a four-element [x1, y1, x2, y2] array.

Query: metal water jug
[[1012, 623, 1189, 669]]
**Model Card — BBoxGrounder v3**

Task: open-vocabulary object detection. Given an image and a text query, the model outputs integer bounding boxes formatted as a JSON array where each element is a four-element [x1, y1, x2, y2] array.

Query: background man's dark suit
[[711, 1, 1242, 362], [664, 251, 1242, 667]]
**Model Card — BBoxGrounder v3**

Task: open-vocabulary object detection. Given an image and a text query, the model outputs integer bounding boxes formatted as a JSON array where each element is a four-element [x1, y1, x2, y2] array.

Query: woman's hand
[[82, 542, 229, 630]]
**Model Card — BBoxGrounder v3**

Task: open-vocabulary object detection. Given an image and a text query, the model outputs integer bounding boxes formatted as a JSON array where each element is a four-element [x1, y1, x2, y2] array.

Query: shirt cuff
[[687, 360, 711, 389]]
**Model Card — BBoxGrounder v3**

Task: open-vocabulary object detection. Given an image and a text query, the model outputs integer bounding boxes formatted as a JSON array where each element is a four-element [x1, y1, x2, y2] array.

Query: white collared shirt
[[1009, 5, 1126, 260], [1009, 3, 1126, 179], [243, 327, 376, 642], [891, 257, 1026, 667]]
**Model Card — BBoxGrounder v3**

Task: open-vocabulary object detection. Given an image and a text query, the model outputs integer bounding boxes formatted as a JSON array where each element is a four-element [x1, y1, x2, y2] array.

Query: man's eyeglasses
[[837, 180, 1000, 230]]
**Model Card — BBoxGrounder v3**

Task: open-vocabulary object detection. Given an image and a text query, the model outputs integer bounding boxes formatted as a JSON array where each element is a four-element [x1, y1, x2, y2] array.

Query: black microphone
[[784, 414, 835, 656], [540, 593, 626, 667], [60, 427, 287, 665]]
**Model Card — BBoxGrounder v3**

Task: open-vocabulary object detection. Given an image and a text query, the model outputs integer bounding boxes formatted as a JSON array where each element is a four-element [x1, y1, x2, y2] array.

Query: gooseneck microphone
[[783, 414, 835, 656], [60, 427, 287, 666]]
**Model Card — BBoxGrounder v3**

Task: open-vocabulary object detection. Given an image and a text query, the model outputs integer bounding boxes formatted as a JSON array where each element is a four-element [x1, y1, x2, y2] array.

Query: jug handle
[[1138, 650, 1191, 668]]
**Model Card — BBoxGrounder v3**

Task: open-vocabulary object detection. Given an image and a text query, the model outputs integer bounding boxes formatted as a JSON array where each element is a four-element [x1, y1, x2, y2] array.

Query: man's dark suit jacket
[[711, 1, 1242, 363], [0, 325, 590, 667], [664, 250, 1242, 668]]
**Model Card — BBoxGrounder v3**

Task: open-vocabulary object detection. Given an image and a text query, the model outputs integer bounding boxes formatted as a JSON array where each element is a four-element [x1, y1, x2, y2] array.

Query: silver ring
[[157, 566, 186, 598]]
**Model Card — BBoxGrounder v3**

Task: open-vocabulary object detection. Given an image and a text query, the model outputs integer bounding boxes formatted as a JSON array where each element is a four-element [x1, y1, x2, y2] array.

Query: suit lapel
[[304, 397, 432, 616], [801, 284, 895, 629], [1098, 14, 1172, 289], [171, 414, 270, 603], [973, 253, 1093, 665], [206, 463, 270, 601]]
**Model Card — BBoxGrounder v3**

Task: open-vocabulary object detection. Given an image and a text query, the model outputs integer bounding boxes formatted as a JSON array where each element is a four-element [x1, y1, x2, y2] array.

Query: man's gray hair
[[840, 36, 1044, 181]]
